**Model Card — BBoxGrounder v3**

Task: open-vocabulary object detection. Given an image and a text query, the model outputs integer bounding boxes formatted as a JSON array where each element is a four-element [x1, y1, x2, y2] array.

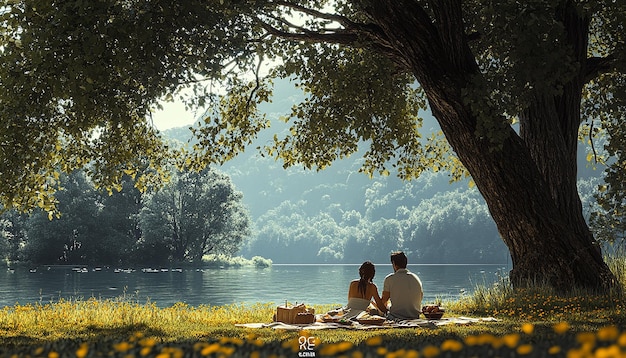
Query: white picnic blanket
[[235, 316, 498, 331]]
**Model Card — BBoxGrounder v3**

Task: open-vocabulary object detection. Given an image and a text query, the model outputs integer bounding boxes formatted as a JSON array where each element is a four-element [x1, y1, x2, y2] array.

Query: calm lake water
[[0, 264, 510, 308]]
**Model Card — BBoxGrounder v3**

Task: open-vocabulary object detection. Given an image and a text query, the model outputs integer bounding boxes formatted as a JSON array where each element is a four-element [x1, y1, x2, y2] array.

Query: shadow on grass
[[0, 323, 168, 354]]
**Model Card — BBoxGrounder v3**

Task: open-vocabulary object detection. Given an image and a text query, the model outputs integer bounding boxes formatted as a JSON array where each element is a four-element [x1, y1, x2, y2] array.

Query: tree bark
[[365, 0, 617, 291]]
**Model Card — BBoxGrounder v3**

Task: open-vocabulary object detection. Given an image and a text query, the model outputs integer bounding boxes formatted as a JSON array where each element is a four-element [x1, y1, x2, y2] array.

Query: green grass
[[3, 263, 626, 357]]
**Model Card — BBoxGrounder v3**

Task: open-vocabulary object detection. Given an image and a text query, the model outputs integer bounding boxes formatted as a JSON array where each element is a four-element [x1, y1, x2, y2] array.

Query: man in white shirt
[[381, 251, 423, 320]]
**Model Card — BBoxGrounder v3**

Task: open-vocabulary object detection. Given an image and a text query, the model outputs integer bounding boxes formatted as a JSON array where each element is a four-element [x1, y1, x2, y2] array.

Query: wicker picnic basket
[[273, 303, 316, 324]]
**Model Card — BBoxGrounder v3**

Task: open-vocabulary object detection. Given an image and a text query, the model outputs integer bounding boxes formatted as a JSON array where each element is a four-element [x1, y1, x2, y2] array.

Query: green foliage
[[200, 254, 272, 268], [0, 0, 263, 212], [21, 171, 140, 265], [0, 210, 28, 264], [588, 74, 626, 243], [23, 171, 104, 264], [243, 172, 505, 264], [139, 167, 251, 264], [0, 166, 250, 266], [269, 45, 443, 178]]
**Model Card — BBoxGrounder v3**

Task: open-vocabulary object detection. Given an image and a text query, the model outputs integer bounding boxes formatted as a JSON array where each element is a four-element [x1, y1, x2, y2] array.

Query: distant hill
[[161, 79, 603, 264]]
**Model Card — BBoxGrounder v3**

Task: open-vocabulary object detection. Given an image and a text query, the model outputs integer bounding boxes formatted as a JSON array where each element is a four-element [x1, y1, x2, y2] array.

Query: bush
[[251, 256, 272, 268], [201, 254, 272, 268]]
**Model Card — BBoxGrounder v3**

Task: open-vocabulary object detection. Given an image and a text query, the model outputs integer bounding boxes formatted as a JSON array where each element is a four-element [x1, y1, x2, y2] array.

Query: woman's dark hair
[[358, 261, 376, 296]]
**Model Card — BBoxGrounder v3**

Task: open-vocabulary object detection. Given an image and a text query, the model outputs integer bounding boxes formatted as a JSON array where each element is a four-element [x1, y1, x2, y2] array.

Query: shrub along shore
[[1, 255, 626, 357]]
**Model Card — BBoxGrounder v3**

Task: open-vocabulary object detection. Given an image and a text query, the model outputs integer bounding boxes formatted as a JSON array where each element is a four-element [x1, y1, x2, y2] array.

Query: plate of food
[[356, 311, 386, 326], [321, 308, 344, 322], [321, 313, 341, 323]]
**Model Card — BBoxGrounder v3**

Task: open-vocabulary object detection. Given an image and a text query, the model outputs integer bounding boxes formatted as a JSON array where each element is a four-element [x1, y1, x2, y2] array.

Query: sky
[[151, 101, 197, 131]]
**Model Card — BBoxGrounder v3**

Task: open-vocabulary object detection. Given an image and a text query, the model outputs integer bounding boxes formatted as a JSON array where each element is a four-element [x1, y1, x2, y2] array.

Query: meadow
[[1, 257, 626, 357]]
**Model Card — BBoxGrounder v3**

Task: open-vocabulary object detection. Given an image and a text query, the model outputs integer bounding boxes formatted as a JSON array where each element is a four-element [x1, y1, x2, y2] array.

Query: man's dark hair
[[390, 251, 408, 268]]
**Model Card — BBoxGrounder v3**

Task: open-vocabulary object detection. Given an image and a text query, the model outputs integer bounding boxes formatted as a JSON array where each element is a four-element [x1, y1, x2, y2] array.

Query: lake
[[0, 264, 510, 308]]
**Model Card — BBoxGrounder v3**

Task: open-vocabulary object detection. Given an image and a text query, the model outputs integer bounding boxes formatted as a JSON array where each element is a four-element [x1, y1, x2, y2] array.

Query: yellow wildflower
[[140, 347, 152, 356], [422, 345, 440, 358], [140, 338, 157, 347], [405, 350, 419, 358], [476, 333, 497, 346], [521, 323, 534, 335], [386, 348, 406, 358], [319, 342, 353, 356], [366, 335, 383, 346], [441, 339, 464, 352], [553, 322, 570, 334], [218, 346, 235, 356], [576, 332, 596, 345], [464, 335, 478, 346], [516, 344, 533, 355], [200, 343, 221, 356], [75, 343, 89, 358], [594, 345, 621, 358], [281, 338, 300, 352], [548, 345, 561, 355], [351, 351, 364, 358], [502, 333, 520, 349], [337, 341, 354, 352], [113, 342, 132, 352], [597, 325, 619, 341]]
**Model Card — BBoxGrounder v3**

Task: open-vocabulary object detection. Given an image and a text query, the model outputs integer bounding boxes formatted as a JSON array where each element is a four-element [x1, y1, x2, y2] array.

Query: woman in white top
[[345, 261, 387, 317]]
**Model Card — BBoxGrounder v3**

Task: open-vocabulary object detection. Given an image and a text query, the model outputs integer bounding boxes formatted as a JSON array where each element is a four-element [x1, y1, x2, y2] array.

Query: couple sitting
[[346, 251, 423, 321]]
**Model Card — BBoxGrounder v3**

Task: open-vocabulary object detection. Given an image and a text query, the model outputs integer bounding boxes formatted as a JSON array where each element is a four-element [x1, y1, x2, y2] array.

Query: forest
[[0, 78, 612, 267]]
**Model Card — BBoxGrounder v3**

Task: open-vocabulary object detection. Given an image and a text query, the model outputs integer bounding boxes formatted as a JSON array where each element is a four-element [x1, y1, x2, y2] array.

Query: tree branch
[[585, 54, 619, 83], [257, 20, 359, 44], [258, 2, 411, 69], [271, 0, 358, 29]]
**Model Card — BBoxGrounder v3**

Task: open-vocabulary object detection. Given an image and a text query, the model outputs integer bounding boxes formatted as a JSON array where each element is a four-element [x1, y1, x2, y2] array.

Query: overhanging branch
[[585, 54, 619, 83], [271, 0, 359, 29]]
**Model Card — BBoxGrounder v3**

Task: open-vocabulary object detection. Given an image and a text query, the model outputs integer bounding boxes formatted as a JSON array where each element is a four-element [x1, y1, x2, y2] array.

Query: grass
[[3, 261, 626, 356]]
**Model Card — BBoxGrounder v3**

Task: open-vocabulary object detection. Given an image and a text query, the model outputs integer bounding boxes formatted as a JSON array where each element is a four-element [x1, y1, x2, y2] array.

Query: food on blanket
[[422, 305, 443, 313], [322, 313, 342, 322], [327, 308, 344, 316], [356, 311, 386, 326], [422, 305, 445, 320]]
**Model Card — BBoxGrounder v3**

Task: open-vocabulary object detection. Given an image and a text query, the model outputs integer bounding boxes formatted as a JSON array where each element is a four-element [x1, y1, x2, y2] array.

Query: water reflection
[[0, 264, 509, 308]]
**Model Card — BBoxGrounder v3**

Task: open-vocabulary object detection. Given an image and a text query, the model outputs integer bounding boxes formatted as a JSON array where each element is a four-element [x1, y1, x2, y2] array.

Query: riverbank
[[1, 285, 625, 357]]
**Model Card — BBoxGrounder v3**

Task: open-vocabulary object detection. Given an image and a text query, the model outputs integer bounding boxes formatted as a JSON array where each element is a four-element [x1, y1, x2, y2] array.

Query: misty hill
[[161, 79, 603, 264]]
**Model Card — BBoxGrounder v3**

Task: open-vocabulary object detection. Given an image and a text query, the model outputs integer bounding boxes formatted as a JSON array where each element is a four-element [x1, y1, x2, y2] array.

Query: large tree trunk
[[366, 1, 617, 291]]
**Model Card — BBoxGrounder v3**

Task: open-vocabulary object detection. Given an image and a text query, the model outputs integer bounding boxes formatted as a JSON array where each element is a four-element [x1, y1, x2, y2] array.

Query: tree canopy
[[140, 167, 250, 264], [1, 0, 625, 291], [1, 168, 250, 265]]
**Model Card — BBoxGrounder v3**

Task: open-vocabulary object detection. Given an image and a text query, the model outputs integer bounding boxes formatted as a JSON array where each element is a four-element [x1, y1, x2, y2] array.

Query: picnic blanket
[[235, 316, 498, 331]]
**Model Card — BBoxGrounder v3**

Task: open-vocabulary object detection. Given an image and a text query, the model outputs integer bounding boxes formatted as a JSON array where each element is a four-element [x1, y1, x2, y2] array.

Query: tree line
[[243, 186, 507, 264], [0, 156, 618, 267], [0, 168, 250, 266]]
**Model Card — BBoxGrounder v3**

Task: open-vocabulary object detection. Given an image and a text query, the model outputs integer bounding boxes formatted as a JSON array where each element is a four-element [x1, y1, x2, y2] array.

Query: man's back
[[383, 268, 423, 320]]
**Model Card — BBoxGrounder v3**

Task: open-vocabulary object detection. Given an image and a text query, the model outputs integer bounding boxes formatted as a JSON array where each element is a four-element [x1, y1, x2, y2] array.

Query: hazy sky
[[151, 101, 197, 131]]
